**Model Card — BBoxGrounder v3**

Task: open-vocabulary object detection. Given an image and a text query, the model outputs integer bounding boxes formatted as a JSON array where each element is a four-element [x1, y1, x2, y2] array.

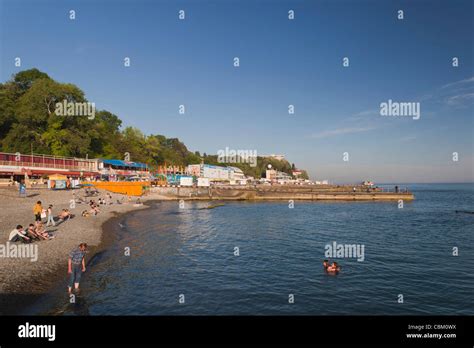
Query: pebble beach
[[0, 187, 151, 314]]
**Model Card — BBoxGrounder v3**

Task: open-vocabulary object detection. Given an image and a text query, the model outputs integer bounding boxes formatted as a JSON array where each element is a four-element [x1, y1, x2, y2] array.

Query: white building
[[187, 164, 249, 184], [228, 166, 245, 180], [202, 164, 231, 181], [266, 169, 292, 183]]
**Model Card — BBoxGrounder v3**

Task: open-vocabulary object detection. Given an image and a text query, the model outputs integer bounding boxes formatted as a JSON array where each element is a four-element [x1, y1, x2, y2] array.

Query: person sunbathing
[[81, 210, 90, 217], [133, 198, 143, 207], [90, 199, 101, 210], [34, 221, 53, 240], [58, 209, 72, 221]]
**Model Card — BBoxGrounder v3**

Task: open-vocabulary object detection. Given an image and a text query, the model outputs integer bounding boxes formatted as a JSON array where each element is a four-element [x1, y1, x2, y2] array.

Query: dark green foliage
[[0, 69, 198, 166], [0, 69, 302, 178]]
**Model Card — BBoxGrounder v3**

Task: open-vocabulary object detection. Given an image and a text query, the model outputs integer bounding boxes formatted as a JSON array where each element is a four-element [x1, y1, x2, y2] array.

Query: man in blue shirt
[[68, 243, 87, 294]]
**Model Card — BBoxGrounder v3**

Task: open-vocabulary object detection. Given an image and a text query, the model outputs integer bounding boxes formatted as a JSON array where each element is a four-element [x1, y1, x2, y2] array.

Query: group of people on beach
[[8, 201, 73, 243], [81, 193, 116, 217], [5, 187, 147, 295]]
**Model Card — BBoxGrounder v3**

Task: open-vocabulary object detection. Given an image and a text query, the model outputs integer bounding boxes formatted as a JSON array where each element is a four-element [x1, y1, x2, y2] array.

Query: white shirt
[[9, 228, 26, 241]]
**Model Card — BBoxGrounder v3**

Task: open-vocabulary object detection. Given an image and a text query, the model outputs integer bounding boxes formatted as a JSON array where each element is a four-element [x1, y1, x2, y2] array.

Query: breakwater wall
[[149, 185, 414, 201]]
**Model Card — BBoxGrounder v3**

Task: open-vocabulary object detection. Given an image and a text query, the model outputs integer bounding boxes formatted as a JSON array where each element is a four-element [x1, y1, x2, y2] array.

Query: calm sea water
[[34, 184, 474, 315]]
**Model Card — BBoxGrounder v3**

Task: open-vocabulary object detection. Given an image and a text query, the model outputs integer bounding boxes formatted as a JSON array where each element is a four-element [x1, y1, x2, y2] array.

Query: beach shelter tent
[[48, 174, 68, 190]]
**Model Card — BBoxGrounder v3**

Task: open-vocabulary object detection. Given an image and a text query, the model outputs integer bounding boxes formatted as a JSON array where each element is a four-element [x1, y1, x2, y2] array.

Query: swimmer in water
[[323, 259, 329, 269], [326, 261, 341, 272]]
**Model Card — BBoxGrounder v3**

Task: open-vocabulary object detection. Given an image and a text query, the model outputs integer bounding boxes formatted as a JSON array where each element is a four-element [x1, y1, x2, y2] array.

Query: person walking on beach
[[19, 180, 26, 198], [68, 243, 87, 294], [46, 205, 55, 226], [33, 201, 43, 222]]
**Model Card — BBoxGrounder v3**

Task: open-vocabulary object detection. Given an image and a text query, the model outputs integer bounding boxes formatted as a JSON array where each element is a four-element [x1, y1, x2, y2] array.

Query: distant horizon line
[[330, 182, 474, 185]]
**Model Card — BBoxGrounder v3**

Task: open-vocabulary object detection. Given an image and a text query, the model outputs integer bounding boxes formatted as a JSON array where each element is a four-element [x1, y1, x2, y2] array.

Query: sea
[[28, 183, 474, 315]]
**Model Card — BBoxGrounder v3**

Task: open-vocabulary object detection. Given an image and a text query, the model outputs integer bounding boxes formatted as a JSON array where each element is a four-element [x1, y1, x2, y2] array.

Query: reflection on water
[[33, 184, 474, 315]]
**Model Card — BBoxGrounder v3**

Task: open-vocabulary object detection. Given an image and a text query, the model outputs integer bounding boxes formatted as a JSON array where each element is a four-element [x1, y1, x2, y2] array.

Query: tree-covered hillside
[[0, 69, 306, 179], [0, 69, 201, 166]]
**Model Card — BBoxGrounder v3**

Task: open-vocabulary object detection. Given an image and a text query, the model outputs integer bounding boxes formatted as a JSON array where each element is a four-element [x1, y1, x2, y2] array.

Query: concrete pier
[[149, 185, 414, 201]]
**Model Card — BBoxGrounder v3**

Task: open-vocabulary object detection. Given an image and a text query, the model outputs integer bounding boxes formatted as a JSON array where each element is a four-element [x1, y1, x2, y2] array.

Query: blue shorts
[[68, 263, 82, 287]]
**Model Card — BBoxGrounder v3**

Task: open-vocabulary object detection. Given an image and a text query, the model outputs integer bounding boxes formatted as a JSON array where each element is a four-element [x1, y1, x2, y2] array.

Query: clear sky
[[1, 0, 473, 183]]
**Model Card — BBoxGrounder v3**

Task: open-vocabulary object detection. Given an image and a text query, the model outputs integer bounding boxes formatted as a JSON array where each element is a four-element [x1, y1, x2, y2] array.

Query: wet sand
[[0, 187, 151, 315]]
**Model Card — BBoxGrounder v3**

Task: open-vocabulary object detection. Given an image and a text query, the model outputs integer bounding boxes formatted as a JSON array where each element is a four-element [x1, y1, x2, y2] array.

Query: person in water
[[323, 259, 329, 269], [68, 243, 87, 294], [323, 260, 341, 272], [327, 261, 341, 272]]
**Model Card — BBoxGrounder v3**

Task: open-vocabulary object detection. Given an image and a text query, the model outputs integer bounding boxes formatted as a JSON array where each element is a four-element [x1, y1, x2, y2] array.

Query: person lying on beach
[[81, 210, 90, 217], [35, 221, 54, 240], [75, 194, 86, 204], [58, 209, 72, 221], [133, 198, 143, 207], [88, 202, 100, 215], [89, 200, 101, 210], [8, 225, 31, 243]]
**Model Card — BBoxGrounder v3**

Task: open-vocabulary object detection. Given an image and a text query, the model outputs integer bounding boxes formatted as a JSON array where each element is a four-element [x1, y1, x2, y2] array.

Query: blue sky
[[1, 0, 473, 183]]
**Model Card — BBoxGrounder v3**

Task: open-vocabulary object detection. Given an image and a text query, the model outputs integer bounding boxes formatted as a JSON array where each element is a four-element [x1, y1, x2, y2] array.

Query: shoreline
[[0, 188, 152, 315], [0, 186, 413, 315]]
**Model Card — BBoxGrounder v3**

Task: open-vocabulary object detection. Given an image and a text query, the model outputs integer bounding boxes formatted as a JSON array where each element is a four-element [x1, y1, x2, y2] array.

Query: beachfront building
[[186, 164, 202, 177], [228, 166, 249, 185], [266, 169, 277, 181], [186, 163, 249, 184], [276, 171, 292, 183], [202, 164, 232, 182], [186, 163, 231, 181], [266, 169, 293, 183], [229, 167, 245, 180], [99, 159, 149, 181], [292, 169, 303, 178], [0, 151, 100, 185]]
